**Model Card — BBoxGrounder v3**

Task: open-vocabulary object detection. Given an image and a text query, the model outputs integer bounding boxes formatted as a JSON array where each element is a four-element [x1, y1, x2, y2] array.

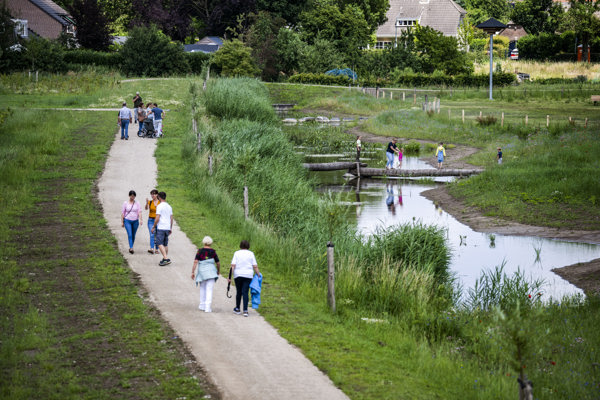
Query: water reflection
[[313, 157, 600, 300]]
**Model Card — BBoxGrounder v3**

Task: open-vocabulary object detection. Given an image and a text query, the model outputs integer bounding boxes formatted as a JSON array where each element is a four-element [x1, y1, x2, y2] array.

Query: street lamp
[[476, 18, 507, 100]]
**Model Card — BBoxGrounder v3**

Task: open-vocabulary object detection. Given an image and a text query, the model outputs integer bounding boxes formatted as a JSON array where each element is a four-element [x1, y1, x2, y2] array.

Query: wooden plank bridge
[[302, 162, 482, 178]]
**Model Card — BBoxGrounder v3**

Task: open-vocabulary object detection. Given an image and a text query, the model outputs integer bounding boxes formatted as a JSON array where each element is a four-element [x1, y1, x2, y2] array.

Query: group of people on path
[[121, 189, 173, 265], [120, 189, 261, 317], [118, 92, 165, 140]]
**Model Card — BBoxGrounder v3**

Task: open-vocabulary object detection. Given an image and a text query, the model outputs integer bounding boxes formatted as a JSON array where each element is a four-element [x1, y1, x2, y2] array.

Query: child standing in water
[[436, 142, 446, 169], [398, 147, 404, 168]]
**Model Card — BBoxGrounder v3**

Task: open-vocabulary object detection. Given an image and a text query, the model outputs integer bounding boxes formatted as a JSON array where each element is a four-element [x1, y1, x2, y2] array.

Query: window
[[396, 19, 417, 27], [12, 19, 28, 38], [375, 41, 391, 49]]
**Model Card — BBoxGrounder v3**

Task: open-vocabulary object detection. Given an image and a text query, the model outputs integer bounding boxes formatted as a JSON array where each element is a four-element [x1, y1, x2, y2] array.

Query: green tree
[[245, 11, 286, 81], [120, 25, 190, 76], [212, 39, 260, 77], [256, 0, 309, 26], [463, 0, 511, 24], [98, 0, 133, 34], [563, 0, 600, 62], [457, 14, 475, 52], [274, 27, 306, 76], [337, 0, 389, 32], [24, 37, 67, 72], [68, 0, 112, 51], [299, 38, 345, 73], [510, 0, 564, 35], [414, 25, 472, 74], [299, 0, 371, 62]]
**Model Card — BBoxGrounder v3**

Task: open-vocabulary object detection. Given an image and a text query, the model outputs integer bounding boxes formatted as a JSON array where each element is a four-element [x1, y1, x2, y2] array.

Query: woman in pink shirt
[[121, 190, 142, 254]]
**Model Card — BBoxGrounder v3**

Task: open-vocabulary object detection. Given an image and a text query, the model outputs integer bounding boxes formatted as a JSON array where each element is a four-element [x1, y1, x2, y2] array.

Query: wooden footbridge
[[302, 161, 482, 178]]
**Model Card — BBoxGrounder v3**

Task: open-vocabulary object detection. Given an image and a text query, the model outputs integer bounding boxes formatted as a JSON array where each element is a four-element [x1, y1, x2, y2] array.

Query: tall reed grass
[[203, 77, 277, 123]]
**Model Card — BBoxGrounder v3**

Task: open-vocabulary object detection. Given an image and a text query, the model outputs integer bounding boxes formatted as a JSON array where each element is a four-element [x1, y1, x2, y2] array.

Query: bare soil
[[346, 124, 600, 295]]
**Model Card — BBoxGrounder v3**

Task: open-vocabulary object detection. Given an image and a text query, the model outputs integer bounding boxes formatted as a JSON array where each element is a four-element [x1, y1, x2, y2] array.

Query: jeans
[[121, 119, 130, 139], [147, 217, 156, 250], [386, 151, 394, 168], [234, 277, 252, 311], [198, 278, 216, 311], [153, 119, 162, 136], [123, 219, 139, 248]]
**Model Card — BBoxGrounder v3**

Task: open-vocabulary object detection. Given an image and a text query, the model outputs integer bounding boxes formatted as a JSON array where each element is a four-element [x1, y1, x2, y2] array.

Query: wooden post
[[501, 112, 504, 127], [525, 115, 528, 126], [413, 90, 416, 104], [243, 186, 249, 219], [585, 118, 588, 128], [437, 98, 441, 113], [546, 115, 549, 127], [356, 161, 361, 178], [479, 111, 482, 118], [462, 109, 465, 123], [448, 109, 451, 119], [402, 92, 405, 102], [390, 91, 393, 100], [208, 155, 213, 176], [327, 241, 336, 312]]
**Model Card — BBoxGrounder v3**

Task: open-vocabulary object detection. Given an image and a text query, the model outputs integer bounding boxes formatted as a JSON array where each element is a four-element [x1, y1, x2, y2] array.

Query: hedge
[[288, 72, 516, 88], [186, 52, 210, 74], [64, 49, 123, 67]]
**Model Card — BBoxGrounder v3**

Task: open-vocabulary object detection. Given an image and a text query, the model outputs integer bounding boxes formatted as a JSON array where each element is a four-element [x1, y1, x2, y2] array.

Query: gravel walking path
[[97, 129, 349, 400]]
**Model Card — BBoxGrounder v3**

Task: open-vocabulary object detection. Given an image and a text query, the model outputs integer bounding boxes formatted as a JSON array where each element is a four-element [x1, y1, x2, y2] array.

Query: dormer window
[[396, 19, 417, 27], [11, 19, 28, 38]]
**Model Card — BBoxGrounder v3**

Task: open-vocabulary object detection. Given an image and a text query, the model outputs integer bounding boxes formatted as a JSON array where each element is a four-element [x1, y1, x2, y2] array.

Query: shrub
[[22, 37, 67, 73], [288, 73, 351, 85], [119, 26, 190, 77], [64, 49, 123, 67], [186, 52, 210, 74], [211, 39, 260, 78], [402, 140, 421, 155], [476, 115, 497, 126]]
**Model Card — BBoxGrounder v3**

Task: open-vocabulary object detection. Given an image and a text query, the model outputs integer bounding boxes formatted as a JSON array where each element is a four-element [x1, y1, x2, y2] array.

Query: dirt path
[[97, 130, 349, 400]]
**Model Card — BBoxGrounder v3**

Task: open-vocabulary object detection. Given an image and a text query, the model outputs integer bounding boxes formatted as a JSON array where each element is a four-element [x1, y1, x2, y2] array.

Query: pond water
[[307, 154, 600, 300]]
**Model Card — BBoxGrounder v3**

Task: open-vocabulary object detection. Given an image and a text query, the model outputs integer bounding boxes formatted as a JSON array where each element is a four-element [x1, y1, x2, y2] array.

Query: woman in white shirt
[[229, 240, 260, 317]]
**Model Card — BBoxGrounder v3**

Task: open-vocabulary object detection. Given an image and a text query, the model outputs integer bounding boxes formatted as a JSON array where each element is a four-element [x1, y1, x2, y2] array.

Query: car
[[510, 49, 519, 60]]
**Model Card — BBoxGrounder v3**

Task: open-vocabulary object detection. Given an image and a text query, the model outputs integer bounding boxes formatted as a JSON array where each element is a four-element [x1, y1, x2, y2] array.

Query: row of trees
[[1, 0, 599, 78]]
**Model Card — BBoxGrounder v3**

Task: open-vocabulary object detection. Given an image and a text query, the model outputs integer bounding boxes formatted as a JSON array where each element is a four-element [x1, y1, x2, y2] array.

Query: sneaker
[[243, 311, 249, 317], [159, 259, 170, 266], [233, 308, 241, 315], [205, 308, 212, 313], [165, 259, 171, 264], [198, 306, 205, 311], [148, 249, 154, 254]]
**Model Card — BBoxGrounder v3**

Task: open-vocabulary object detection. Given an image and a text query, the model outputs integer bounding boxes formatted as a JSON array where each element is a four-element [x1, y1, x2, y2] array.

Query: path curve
[[97, 130, 349, 400]]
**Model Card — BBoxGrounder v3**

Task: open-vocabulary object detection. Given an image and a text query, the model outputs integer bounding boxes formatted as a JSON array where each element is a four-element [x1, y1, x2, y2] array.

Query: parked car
[[510, 49, 519, 60]]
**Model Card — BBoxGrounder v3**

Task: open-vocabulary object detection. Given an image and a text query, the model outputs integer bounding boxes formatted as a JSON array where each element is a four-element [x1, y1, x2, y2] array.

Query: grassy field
[[0, 80, 215, 399], [2, 73, 600, 399]]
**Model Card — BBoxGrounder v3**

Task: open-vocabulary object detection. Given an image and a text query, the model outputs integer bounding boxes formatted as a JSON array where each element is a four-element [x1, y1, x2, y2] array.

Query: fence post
[[390, 91, 393, 100], [437, 98, 441, 113], [403, 92, 405, 102], [501, 112, 504, 127], [243, 186, 249, 220], [462, 109, 465, 124], [585, 118, 588, 128], [479, 111, 482, 118], [413, 90, 416, 104], [547, 115, 549, 127], [327, 241, 336, 312], [448, 109, 451, 119], [525, 115, 528, 126]]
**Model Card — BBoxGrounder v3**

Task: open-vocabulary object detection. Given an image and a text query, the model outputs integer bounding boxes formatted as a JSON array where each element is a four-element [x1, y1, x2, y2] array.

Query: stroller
[[138, 117, 157, 138]]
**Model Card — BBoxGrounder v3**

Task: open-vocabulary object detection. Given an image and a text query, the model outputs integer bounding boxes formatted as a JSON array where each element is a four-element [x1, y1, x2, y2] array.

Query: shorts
[[155, 229, 170, 247]]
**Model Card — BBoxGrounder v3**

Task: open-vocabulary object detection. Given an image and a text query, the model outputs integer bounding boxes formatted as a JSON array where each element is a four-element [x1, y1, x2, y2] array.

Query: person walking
[[121, 190, 142, 254], [151, 103, 164, 137], [151, 192, 173, 266], [133, 92, 143, 126], [436, 142, 446, 169], [229, 240, 260, 317], [145, 189, 160, 254], [385, 138, 399, 169], [191, 236, 220, 313], [356, 135, 362, 161], [118, 102, 132, 140]]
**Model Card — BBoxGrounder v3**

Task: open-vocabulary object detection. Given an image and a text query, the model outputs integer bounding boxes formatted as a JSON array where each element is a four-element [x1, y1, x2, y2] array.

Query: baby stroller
[[138, 118, 156, 138]]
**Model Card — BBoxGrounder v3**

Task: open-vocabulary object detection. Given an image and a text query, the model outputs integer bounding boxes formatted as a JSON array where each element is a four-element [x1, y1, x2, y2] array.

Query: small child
[[497, 147, 503, 164], [356, 136, 362, 161], [398, 147, 403, 168]]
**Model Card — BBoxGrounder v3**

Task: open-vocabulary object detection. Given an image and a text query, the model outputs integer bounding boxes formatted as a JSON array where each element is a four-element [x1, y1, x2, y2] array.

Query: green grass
[[3, 74, 600, 399], [0, 84, 211, 398]]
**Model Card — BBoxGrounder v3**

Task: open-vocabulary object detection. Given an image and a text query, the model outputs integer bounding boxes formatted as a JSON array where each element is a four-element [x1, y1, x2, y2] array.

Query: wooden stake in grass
[[525, 115, 528, 126], [413, 90, 416, 104], [448, 109, 451, 119], [243, 186, 249, 220], [501, 112, 504, 127], [327, 241, 336, 312], [585, 118, 588, 128], [402, 92, 405, 101], [462, 109, 465, 123], [546, 115, 549, 127]]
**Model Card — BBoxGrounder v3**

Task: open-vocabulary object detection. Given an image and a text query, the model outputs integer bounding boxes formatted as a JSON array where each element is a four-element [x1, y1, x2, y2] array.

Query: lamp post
[[395, 19, 401, 47], [476, 18, 507, 100]]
